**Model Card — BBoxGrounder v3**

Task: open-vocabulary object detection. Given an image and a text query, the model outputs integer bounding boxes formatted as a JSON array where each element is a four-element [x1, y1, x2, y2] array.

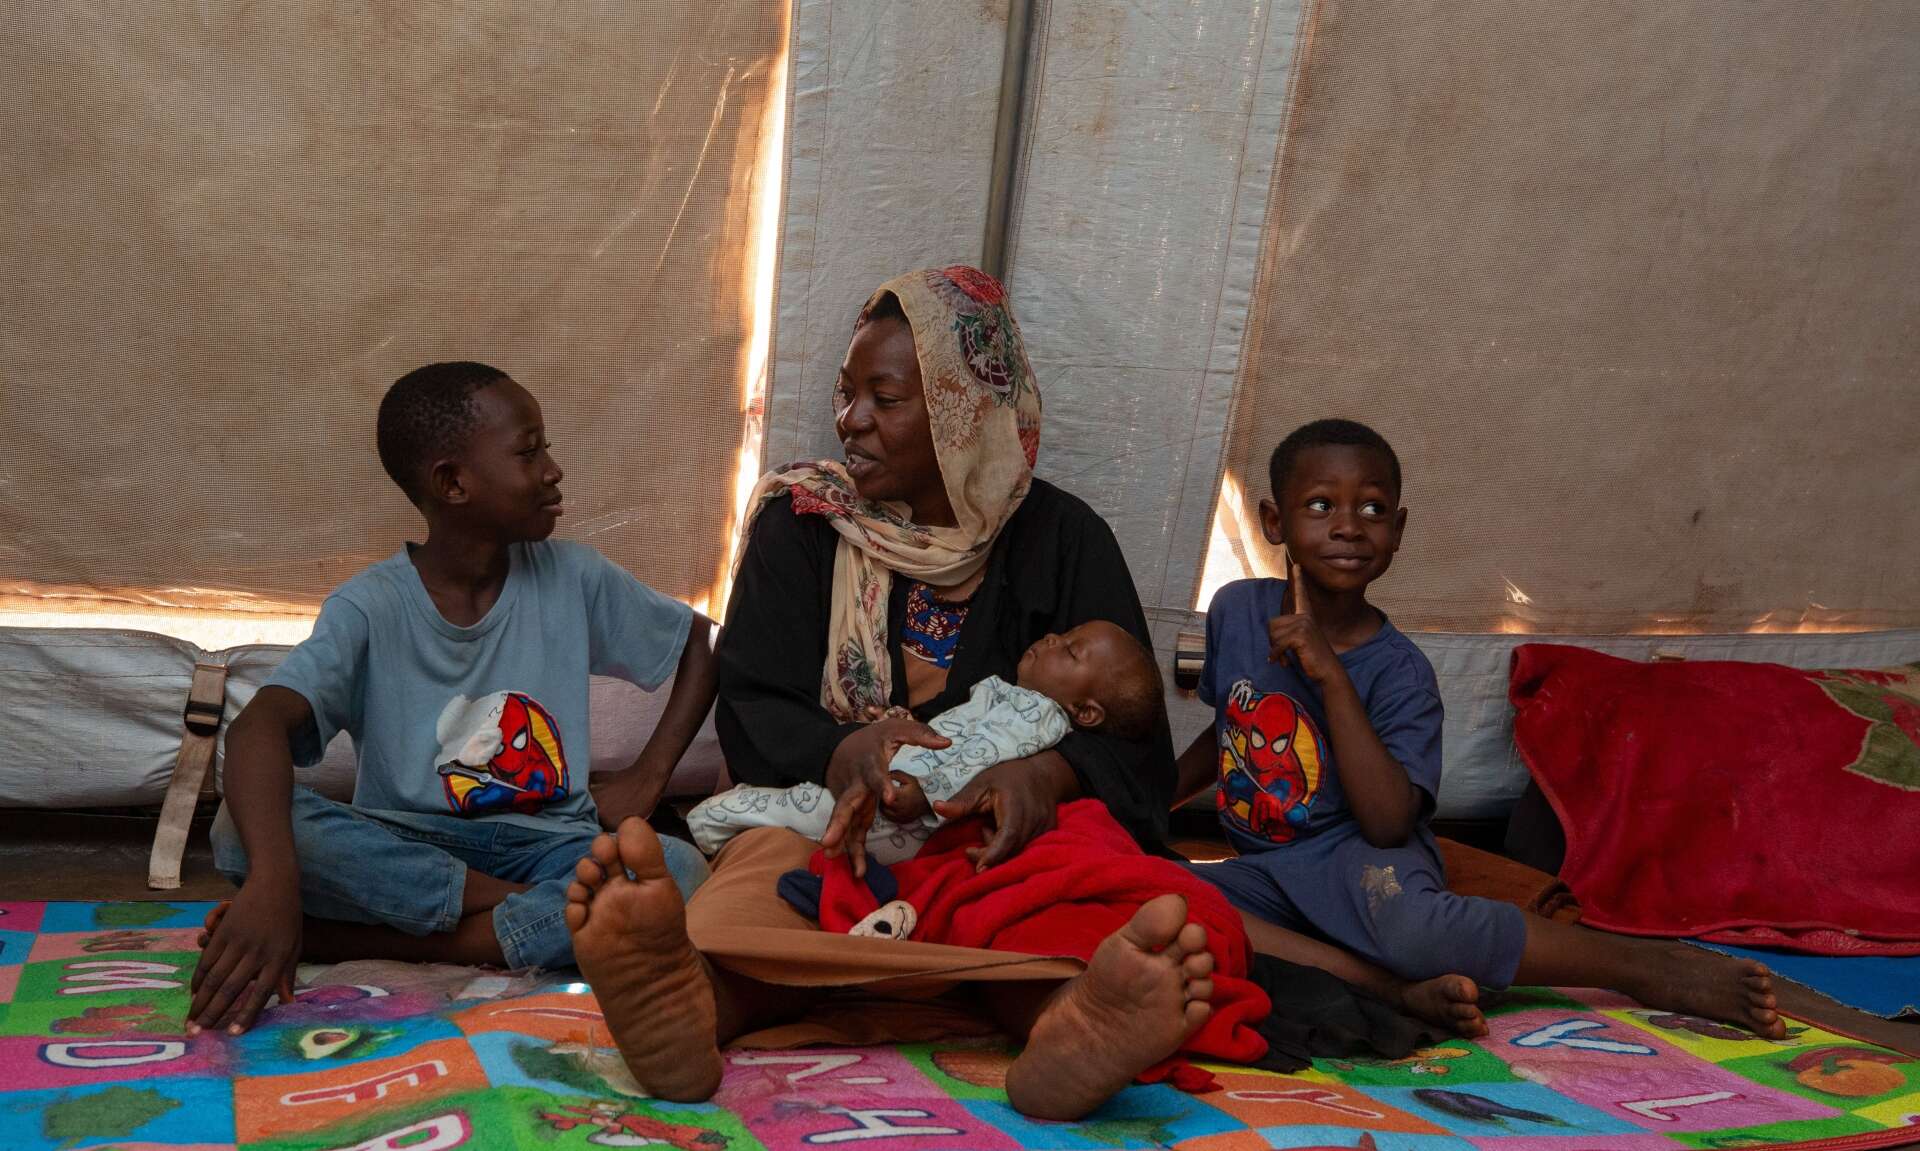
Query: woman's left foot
[[1005, 894, 1215, 1120]]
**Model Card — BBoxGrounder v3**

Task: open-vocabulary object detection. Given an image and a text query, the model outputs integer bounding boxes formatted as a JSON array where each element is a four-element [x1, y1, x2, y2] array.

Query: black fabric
[[1245, 952, 1442, 1072], [1502, 778, 1567, 876], [716, 479, 1176, 851], [775, 864, 899, 923]]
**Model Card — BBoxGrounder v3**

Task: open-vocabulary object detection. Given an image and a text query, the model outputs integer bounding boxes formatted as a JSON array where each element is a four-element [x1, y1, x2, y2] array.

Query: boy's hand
[[1269, 562, 1342, 683], [881, 772, 930, 821], [592, 762, 669, 829], [823, 717, 951, 877], [188, 874, 301, 1035]]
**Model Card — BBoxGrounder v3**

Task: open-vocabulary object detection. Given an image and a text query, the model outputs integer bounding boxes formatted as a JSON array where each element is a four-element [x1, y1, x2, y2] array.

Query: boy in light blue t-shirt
[[191, 361, 715, 1035]]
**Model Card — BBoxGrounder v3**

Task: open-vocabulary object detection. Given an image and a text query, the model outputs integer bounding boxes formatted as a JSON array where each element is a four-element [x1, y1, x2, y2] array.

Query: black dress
[[715, 478, 1176, 850]]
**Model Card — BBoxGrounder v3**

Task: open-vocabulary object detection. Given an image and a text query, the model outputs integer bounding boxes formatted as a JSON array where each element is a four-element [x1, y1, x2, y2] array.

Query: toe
[[1172, 921, 1208, 960], [1446, 975, 1480, 1004], [1181, 951, 1215, 980], [575, 855, 609, 889], [590, 832, 622, 873], [1183, 999, 1213, 1031], [1185, 977, 1214, 1004], [564, 898, 588, 933], [614, 816, 671, 881], [1119, 894, 1189, 953]]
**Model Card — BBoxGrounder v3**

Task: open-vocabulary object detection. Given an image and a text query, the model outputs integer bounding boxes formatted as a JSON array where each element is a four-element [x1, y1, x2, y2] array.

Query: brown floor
[[1, 808, 234, 901], [8, 809, 1916, 1057]]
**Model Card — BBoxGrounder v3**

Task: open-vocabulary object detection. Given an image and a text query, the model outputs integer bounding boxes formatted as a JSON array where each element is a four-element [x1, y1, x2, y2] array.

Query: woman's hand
[[932, 751, 1078, 871], [822, 717, 950, 875]]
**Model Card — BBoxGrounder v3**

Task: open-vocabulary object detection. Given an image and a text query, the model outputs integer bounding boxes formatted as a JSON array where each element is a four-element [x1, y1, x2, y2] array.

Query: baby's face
[[1016, 620, 1131, 714]]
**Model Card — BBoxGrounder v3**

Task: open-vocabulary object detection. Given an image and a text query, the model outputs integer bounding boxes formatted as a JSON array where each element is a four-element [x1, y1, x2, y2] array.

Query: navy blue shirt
[[1199, 578, 1443, 857]]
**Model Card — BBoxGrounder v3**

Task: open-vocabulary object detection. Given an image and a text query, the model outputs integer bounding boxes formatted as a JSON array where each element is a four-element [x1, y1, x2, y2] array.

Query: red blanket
[[1511, 644, 1920, 955], [802, 799, 1271, 1085]]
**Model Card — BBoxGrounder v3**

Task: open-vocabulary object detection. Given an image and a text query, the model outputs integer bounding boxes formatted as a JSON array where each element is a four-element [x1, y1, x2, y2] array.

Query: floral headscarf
[[739, 266, 1043, 722]]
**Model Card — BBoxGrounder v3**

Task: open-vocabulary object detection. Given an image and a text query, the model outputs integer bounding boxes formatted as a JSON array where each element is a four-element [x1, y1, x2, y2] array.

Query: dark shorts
[[1188, 827, 1527, 988]]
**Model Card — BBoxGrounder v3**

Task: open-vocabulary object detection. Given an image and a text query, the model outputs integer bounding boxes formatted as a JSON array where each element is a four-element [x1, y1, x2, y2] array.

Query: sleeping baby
[[687, 620, 1162, 864]]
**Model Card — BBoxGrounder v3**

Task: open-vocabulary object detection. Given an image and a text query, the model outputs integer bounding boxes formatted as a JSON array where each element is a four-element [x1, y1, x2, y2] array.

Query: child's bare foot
[[1619, 944, 1785, 1039], [1005, 894, 1215, 1121], [566, 817, 724, 1102], [1398, 973, 1486, 1038]]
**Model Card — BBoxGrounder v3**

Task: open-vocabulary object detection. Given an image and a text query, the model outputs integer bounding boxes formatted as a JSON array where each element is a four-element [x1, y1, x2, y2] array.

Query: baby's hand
[[857, 704, 917, 723], [881, 772, 931, 820]]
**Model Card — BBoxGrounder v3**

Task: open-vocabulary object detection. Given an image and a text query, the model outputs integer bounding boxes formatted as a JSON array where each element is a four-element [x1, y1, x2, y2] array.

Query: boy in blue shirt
[[190, 362, 714, 1035], [1180, 419, 1787, 1038]]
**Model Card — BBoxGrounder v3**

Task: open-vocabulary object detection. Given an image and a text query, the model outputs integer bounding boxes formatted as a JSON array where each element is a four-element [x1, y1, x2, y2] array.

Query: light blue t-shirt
[[267, 540, 692, 833]]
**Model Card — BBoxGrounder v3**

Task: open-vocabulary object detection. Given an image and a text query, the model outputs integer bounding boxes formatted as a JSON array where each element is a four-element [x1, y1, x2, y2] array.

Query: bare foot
[[1399, 973, 1486, 1038], [1621, 945, 1785, 1039], [1005, 894, 1215, 1121], [566, 817, 724, 1102]]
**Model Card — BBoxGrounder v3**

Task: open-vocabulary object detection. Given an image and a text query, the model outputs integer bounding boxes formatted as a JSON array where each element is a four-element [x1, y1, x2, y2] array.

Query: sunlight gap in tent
[[1193, 472, 1280, 613], [701, 17, 789, 622]]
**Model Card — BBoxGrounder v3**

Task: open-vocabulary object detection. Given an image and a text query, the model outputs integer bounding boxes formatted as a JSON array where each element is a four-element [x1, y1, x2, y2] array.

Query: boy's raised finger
[[1291, 562, 1311, 618], [1268, 617, 1302, 664]]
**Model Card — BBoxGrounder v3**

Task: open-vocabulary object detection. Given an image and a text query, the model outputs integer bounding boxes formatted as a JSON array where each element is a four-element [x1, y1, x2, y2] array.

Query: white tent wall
[[1002, 0, 1305, 636], [764, 1, 1008, 471], [4, 1, 1918, 831], [768, 0, 1306, 629], [764, 0, 1309, 754], [1, 3, 787, 617], [756, 0, 1920, 821]]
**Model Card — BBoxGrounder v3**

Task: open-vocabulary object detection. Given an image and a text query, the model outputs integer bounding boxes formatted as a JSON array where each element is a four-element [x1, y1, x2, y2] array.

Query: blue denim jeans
[[210, 785, 709, 970]]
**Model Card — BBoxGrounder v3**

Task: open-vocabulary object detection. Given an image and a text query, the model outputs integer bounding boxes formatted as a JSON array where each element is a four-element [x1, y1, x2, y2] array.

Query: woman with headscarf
[[564, 269, 1446, 1121], [717, 266, 1171, 867]]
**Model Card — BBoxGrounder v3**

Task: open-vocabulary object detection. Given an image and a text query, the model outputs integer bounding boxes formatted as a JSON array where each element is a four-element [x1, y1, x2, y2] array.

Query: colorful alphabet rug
[[2, 901, 1918, 1150]]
